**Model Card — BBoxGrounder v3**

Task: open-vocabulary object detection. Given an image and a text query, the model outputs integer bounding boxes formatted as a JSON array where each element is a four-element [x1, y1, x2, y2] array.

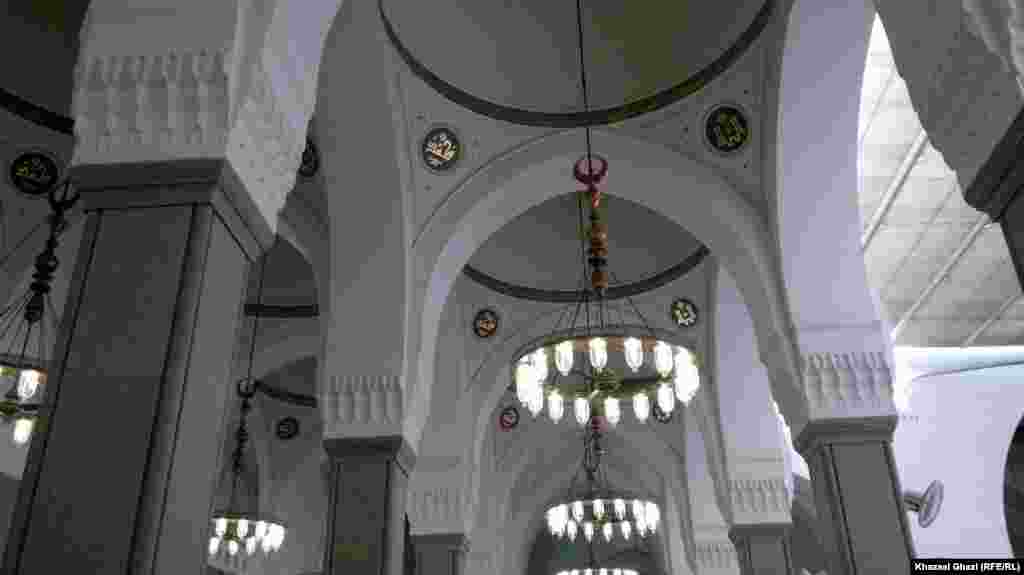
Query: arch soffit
[[415, 127, 796, 460]]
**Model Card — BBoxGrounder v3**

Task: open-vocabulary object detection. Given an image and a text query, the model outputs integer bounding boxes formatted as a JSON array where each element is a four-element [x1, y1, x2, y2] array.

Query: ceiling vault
[[861, 129, 928, 250], [961, 291, 1022, 347], [890, 214, 990, 340]]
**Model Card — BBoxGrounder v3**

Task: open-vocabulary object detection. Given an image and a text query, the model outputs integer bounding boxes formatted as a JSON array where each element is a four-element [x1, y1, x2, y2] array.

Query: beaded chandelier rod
[[511, 0, 701, 426]]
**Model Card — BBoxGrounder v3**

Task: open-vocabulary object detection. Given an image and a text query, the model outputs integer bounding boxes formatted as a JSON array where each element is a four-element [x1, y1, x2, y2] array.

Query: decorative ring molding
[[461, 245, 710, 303], [379, 0, 774, 128]]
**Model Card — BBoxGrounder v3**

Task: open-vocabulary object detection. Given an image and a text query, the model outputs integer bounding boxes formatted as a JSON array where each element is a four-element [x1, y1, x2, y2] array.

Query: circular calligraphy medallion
[[298, 138, 320, 178], [499, 406, 520, 431], [670, 298, 699, 328], [472, 308, 500, 339], [275, 416, 300, 440], [8, 151, 60, 197], [703, 104, 750, 155], [421, 126, 461, 172]]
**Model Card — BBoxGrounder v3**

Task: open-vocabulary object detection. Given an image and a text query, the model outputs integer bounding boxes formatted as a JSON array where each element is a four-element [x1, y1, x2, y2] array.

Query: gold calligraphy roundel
[[8, 150, 60, 197], [421, 126, 462, 172], [703, 104, 750, 155]]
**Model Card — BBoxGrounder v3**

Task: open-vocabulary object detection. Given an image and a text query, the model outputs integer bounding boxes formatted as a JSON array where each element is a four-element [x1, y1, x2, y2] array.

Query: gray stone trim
[[69, 158, 275, 261], [792, 415, 897, 454], [322, 435, 416, 477], [728, 523, 792, 539], [411, 533, 469, 552]]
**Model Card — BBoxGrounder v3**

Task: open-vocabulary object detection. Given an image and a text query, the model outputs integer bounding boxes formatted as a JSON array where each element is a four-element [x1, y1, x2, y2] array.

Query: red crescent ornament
[[573, 156, 608, 186]]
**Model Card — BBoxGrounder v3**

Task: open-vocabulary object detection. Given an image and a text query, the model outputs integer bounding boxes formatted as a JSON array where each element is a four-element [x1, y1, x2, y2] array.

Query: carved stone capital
[[72, 46, 303, 235], [407, 470, 471, 536], [774, 351, 897, 438], [693, 541, 740, 574], [727, 478, 791, 526], [320, 375, 405, 439]]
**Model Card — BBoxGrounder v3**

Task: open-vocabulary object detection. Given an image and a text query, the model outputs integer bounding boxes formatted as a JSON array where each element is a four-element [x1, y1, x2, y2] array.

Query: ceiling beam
[[890, 214, 991, 341], [861, 129, 929, 250], [961, 291, 1022, 347]]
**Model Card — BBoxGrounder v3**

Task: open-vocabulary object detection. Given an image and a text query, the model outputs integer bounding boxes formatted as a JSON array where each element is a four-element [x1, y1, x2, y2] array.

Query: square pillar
[[412, 533, 468, 575], [728, 524, 793, 575], [2, 159, 271, 574], [794, 416, 914, 575], [322, 435, 416, 575]]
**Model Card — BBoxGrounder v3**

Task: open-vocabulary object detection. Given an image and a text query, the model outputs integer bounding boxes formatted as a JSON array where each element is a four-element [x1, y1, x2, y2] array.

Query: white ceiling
[[859, 16, 1021, 347], [383, 0, 765, 112]]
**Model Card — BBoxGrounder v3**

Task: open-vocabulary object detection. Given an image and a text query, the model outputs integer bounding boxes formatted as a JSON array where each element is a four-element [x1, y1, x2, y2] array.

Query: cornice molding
[[727, 478, 791, 525], [407, 479, 470, 536], [693, 541, 739, 572], [773, 351, 897, 438]]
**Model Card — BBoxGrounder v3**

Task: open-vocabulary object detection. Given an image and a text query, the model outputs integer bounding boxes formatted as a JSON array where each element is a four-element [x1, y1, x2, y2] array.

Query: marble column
[[793, 416, 913, 575], [728, 524, 793, 575], [412, 533, 468, 575], [322, 436, 416, 575], [2, 159, 271, 574]]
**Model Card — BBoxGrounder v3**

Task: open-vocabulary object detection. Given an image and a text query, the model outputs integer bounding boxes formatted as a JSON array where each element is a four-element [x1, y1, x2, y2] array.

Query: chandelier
[[0, 179, 78, 445], [546, 419, 660, 543], [209, 243, 285, 558], [510, 0, 700, 427]]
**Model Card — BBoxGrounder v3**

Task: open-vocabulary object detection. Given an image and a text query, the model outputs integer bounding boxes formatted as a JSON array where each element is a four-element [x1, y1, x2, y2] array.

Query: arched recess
[[474, 417, 691, 575], [772, 0, 889, 358], [413, 126, 796, 461]]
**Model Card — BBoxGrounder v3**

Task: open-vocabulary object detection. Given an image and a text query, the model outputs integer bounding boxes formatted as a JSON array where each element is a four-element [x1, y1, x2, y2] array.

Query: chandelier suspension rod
[[243, 237, 277, 385]]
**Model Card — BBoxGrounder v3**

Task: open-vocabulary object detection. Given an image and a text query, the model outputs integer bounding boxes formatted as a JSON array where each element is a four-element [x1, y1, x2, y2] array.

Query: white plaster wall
[[893, 364, 1024, 558]]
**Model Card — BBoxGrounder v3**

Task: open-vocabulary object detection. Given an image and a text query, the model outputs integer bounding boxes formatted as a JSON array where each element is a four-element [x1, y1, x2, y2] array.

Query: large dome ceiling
[[382, 0, 768, 115], [467, 192, 701, 293]]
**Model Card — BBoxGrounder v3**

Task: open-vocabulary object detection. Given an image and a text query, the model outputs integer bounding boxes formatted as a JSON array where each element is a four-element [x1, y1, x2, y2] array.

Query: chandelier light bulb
[[574, 397, 590, 426], [246, 536, 257, 556], [269, 524, 285, 551], [614, 569, 622, 575], [572, 500, 585, 522], [527, 387, 545, 417], [262, 537, 273, 553], [215, 517, 228, 537], [613, 498, 626, 521], [237, 518, 250, 538], [585, 569, 592, 575], [571, 570, 579, 575], [602, 522, 613, 542], [623, 337, 644, 372], [645, 502, 660, 532], [208, 537, 220, 556], [12, 417, 33, 446], [555, 341, 574, 376], [592, 499, 605, 520], [636, 517, 648, 538], [621, 521, 632, 540], [632, 393, 650, 423], [227, 540, 239, 556], [583, 522, 595, 542], [600, 569, 608, 575], [548, 390, 564, 423], [566, 520, 578, 542], [515, 362, 535, 404], [657, 383, 675, 416], [631, 499, 644, 521], [653, 341, 674, 378], [673, 348, 700, 404], [604, 397, 620, 427], [255, 520, 268, 541], [533, 348, 549, 382], [16, 369, 41, 401], [588, 338, 608, 371]]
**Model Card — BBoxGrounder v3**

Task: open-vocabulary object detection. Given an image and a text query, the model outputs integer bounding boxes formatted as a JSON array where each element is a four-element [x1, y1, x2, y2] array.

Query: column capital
[[69, 158, 274, 260], [322, 434, 416, 477], [726, 477, 791, 526], [792, 415, 897, 456], [320, 374, 407, 440], [693, 541, 740, 574], [771, 350, 898, 439], [408, 468, 470, 536]]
